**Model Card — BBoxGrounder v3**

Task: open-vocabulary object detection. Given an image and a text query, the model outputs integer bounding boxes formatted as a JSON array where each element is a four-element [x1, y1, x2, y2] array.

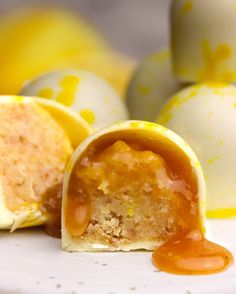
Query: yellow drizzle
[[199, 41, 232, 82], [57, 76, 80, 106], [79, 109, 95, 125], [38, 88, 54, 99], [207, 208, 236, 218], [180, 0, 193, 16]]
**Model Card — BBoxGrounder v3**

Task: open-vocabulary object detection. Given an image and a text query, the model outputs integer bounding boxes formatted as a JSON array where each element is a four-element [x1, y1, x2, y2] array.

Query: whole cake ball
[[126, 51, 181, 121], [157, 83, 236, 217], [171, 0, 236, 83], [20, 70, 129, 130]]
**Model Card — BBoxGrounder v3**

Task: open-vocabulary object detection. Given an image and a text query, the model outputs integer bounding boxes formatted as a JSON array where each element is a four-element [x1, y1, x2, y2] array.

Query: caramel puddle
[[152, 229, 234, 275]]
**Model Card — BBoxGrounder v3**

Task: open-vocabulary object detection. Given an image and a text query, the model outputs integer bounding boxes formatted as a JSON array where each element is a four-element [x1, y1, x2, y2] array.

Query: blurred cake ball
[[20, 69, 129, 130], [126, 51, 181, 121], [158, 83, 236, 218], [171, 0, 236, 83], [0, 7, 134, 97]]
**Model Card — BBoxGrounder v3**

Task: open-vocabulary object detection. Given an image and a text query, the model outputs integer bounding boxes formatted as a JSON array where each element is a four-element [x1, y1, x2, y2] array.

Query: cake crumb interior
[[66, 139, 196, 247]]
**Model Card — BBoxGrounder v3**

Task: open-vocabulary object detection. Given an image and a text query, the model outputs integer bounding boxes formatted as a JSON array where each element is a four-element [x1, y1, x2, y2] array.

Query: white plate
[[0, 219, 235, 294]]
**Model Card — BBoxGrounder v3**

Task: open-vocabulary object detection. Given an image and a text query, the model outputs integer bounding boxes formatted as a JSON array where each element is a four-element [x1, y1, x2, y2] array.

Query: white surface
[[0, 219, 235, 294]]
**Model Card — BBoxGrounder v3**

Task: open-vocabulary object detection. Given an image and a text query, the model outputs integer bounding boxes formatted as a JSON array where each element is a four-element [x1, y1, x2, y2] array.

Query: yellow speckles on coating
[[38, 88, 54, 99], [180, 0, 192, 16], [207, 208, 236, 218], [217, 139, 224, 146], [207, 155, 220, 165], [79, 109, 95, 125], [130, 121, 140, 128], [150, 50, 170, 63], [157, 85, 200, 125], [143, 121, 157, 129], [13, 96, 24, 103], [233, 102, 236, 108], [199, 41, 232, 82], [138, 85, 150, 96], [158, 112, 173, 126], [57, 76, 80, 106]]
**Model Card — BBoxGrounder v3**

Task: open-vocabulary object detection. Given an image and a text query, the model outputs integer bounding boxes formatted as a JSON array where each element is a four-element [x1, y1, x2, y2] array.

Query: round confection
[[158, 83, 236, 217], [62, 120, 205, 252], [171, 0, 236, 82], [21, 70, 129, 130], [126, 51, 181, 121]]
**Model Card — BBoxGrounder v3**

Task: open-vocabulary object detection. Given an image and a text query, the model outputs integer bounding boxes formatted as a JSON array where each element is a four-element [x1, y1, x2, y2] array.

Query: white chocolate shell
[[158, 83, 236, 217], [126, 50, 181, 121]]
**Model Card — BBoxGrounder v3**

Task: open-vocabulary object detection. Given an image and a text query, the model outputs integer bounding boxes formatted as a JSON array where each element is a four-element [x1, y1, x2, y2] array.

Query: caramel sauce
[[65, 131, 200, 238], [64, 130, 234, 275], [41, 184, 63, 238], [152, 230, 233, 275]]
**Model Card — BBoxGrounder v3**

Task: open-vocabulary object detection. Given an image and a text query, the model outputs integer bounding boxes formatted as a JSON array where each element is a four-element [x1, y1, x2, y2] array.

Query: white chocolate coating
[[171, 0, 236, 82], [158, 83, 236, 217], [126, 51, 181, 121]]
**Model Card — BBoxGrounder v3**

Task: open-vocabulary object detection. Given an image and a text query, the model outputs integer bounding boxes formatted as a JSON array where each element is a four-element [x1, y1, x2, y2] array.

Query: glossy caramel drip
[[41, 184, 63, 238], [152, 230, 233, 275]]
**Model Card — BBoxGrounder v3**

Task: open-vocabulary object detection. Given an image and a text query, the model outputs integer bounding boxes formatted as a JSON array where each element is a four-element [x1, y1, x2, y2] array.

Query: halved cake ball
[[0, 96, 90, 232], [62, 121, 205, 251]]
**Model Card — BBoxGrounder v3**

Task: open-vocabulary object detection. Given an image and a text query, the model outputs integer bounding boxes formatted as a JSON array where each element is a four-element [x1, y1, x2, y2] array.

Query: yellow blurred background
[[0, 1, 170, 97]]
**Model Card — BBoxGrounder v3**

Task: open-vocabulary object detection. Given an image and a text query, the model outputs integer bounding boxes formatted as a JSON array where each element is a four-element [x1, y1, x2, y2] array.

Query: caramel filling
[[65, 137, 199, 244], [65, 136, 233, 275]]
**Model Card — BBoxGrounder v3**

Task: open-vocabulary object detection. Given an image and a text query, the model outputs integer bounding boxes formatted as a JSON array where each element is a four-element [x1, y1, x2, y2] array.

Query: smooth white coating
[[158, 83, 236, 216], [126, 50, 181, 121]]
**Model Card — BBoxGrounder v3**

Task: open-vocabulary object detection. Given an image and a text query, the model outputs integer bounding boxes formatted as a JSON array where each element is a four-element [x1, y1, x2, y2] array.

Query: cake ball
[[171, 0, 236, 83], [126, 51, 181, 121], [20, 70, 129, 130], [0, 96, 90, 232], [158, 83, 236, 217], [61, 120, 234, 275], [62, 120, 205, 252]]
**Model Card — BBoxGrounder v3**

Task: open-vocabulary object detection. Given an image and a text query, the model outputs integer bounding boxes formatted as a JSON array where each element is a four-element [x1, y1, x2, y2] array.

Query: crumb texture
[[68, 140, 191, 248], [0, 102, 72, 211]]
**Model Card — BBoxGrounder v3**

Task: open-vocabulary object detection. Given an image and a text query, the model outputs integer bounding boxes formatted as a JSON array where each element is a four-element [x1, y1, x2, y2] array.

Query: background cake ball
[[126, 50, 181, 121], [158, 83, 236, 217], [171, 0, 236, 83], [20, 70, 129, 130]]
